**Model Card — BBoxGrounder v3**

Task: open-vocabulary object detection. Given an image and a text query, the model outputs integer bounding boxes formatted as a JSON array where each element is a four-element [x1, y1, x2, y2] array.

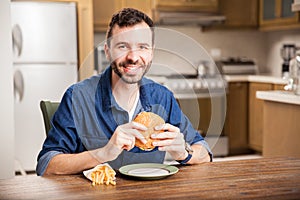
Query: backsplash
[[265, 29, 300, 77], [94, 27, 300, 77]]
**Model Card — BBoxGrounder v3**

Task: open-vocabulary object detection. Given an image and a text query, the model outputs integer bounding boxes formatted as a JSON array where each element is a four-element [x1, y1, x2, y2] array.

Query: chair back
[[40, 101, 60, 136]]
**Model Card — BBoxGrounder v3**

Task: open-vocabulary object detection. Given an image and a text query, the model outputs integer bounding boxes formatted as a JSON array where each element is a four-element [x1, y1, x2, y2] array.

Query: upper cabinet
[[93, 0, 220, 31], [93, 0, 153, 32], [122, 0, 153, 18], [93, 0, 122, 32], [154, 0, 219, 12], [259, 0, 300, 30], [216, 0, 259, 29], [93, 0, 300, 32]]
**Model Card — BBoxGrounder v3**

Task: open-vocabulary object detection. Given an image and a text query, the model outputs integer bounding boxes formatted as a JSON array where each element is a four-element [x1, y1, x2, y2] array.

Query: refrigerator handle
[[14, 70, 24, 102], [12, 24, 23, 57]]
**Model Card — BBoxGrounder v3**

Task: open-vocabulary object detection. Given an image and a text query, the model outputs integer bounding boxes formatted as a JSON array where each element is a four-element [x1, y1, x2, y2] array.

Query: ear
[[104, 43, 111, 61]]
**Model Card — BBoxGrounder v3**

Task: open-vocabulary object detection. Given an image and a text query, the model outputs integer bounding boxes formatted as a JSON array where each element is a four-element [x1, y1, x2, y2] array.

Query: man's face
[[105, 22, 153, 84]]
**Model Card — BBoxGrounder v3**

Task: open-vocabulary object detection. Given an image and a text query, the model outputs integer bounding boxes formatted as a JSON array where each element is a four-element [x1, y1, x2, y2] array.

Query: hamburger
[[133, 111, 165, 151]]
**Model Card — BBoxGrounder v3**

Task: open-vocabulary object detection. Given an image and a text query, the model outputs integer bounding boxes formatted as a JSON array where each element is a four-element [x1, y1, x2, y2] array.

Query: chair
[[40, 100, 60, 136]]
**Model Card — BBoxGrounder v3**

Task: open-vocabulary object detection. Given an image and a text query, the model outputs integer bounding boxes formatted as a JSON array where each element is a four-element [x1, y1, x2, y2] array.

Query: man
[[36, 8, 212, 176]]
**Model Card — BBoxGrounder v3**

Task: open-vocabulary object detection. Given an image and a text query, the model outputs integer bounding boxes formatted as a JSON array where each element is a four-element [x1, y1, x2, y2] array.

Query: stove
[[216, 57, 258, 75], [164, 76, 227, 98], [147, 74, 228, 157]]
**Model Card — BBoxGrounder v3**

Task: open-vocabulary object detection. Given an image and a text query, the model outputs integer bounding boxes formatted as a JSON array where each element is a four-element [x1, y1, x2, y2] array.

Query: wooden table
[[1, 157, 300, 199]]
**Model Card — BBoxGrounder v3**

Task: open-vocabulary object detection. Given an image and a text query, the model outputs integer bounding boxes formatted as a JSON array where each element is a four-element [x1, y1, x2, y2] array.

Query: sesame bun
[[133, 111, 165, 151]]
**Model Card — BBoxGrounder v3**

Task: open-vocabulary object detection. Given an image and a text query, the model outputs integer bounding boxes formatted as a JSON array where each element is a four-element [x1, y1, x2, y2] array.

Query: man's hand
[[93, 122, 147, 162], [151, 123, 187, 161]]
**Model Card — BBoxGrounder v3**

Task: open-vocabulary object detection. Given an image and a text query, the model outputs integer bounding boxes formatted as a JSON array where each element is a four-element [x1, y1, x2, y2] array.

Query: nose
[[126, 49, 139, 64]]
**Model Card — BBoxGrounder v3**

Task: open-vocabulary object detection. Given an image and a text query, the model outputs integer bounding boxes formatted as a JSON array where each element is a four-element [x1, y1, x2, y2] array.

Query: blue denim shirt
[[36, 66, 212, 175]]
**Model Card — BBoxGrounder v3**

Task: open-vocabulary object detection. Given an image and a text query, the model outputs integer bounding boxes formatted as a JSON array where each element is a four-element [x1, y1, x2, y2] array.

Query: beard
[[111, 60, 152, 84]]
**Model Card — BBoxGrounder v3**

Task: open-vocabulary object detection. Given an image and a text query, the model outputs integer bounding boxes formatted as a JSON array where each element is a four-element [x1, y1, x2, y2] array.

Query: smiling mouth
[[123, 65, 141, 74]]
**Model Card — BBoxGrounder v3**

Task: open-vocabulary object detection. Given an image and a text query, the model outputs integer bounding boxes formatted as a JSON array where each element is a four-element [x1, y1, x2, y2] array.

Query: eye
[[139, 44, 150, 50], [118, 44, 127, 49]]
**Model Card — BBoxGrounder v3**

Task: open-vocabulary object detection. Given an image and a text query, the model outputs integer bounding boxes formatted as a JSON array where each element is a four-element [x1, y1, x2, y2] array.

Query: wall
[[0, 0, 15, 179], [94, 26, 299, 77], [265, 29, 300, 77], [161, 26, 269, 73]]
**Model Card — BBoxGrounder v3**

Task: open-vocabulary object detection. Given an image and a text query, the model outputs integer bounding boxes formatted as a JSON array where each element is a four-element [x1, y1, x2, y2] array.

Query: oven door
[[176, 93, 228, 157]]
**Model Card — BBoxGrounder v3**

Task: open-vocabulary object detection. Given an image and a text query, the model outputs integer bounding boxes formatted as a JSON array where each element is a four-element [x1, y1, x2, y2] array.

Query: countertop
[[224, 75, 288, 84], [257, 90, 300, 105]]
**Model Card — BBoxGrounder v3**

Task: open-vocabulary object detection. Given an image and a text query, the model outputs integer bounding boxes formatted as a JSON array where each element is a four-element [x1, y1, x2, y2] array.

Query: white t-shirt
[[128, 90, 140, 121]]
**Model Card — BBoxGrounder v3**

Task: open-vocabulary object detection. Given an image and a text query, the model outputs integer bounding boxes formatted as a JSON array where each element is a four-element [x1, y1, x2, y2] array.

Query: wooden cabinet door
[[263, 101, 300, 157], [273, 83, 285, 90], [155, 0, 219, 12], [224, 82, 250, 155], [122, 0, 153, 19], [93, 0, 122, 32], [218, 0, 259, 29], [259, 0, 300, 31], [93, 0, 154, 32], [248, 82, 273, 152]]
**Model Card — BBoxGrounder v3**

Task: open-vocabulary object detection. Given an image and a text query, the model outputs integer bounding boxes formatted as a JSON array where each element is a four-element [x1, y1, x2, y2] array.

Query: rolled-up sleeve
[[36, 151, 63, 176]]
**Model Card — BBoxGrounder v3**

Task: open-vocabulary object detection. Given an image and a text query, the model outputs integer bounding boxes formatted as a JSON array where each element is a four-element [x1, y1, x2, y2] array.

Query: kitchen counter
[[257, 91, 300, 157], [224, 75, 288, 84], [257, 90, 300, 105]]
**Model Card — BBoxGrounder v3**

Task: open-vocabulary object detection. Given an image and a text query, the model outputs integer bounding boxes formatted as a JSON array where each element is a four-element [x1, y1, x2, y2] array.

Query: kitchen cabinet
[[224, 82, 251, 155], [225, 76, 287, 155], [154, 0, 219, 12], [93, 0, 122, 32], [248, 82, 273, 152], [93, 0, 153, 32], [263, 101, 300, 157], [259, 0, 300, 31], [248, 82, 285, 152], [122, 0, 153, 19], [257, 93, 300, 157], [217, 0, 259, 29]]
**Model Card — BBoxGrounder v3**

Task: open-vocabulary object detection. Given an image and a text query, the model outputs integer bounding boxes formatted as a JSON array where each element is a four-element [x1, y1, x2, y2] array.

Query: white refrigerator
[[11, 1, 78, 172]]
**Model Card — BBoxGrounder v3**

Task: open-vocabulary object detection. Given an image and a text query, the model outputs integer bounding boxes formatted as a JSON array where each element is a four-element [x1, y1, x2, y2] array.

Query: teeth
[[126, 66, 138, 71]]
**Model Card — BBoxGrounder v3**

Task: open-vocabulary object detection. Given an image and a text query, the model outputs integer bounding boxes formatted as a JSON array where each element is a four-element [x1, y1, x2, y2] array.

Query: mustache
[[119, 60, 141, 66]]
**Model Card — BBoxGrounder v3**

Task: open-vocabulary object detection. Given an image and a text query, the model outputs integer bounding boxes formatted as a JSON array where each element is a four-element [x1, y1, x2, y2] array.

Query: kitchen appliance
[[281, 44, 296, 78], [147, 61, 228, 157], [95, 45, 109, 73], [216, 57, 258, 75], [285, 49, 300, 95], [165, 75, 228, 157], [153, 0, 225, 26], [11, 2, 78, 171], [155, 11, 226, 26], [292, 0, 300, 11]]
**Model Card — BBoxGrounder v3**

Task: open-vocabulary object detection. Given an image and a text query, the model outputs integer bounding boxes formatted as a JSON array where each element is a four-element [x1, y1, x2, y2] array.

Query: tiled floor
[[213, 154, 263, 162]]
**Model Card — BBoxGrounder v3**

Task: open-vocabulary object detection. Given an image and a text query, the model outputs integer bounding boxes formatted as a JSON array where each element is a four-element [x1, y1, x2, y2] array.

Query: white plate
[[119, 163, 179, 180]]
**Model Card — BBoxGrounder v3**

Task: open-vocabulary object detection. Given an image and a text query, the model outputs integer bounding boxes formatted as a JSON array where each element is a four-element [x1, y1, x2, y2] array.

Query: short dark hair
[[106, 8, 154, 47]]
